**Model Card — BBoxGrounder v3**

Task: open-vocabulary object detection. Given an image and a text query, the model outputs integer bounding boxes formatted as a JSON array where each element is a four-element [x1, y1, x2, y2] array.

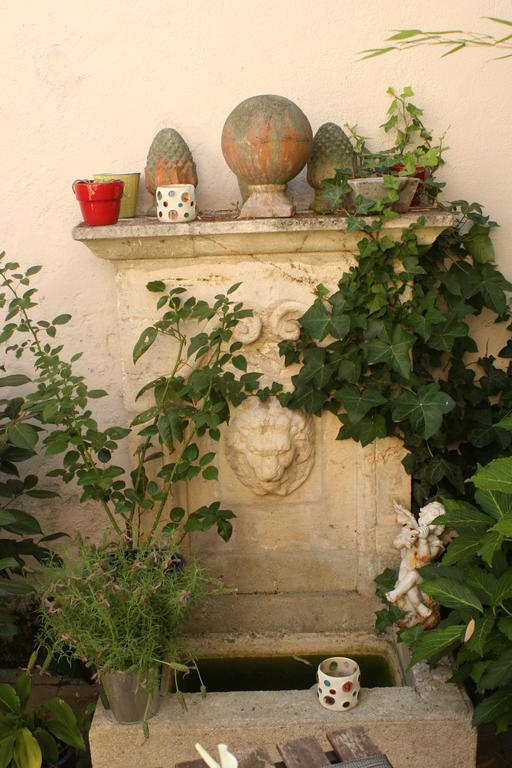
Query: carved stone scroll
[[232, 313, 263, 344], [270, 301, 308, 341]]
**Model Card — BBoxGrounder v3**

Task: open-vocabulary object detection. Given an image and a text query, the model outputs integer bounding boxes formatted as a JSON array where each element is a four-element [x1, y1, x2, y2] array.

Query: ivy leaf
[[334, 385, 387, 424], [367, 324, 414, 379], [429, 318, 469, 352], [329, 310, 350, 339], [232, 355, 247, 372], [298, 347, 335, 390], [420, 578, 482, 612], [391, 384, 455, 439], [479, 264, 512, 315], [300, 300, 332, 340], [356, 414, 388, 446], [463, 224, 495, 264], [408, 625, 465, 667]]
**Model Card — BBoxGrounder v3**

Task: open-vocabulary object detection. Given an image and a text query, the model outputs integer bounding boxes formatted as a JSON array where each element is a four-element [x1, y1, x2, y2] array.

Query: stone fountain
[[73, 209, 476, 768]]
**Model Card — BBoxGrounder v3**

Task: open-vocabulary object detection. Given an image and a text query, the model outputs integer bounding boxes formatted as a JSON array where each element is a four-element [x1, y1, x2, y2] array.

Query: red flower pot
[[392, 165, 426, 206], [73, 179, 124, 226]]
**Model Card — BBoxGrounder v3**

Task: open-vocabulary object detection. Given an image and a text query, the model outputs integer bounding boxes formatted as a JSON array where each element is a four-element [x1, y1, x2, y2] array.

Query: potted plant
[[72, 179, 124, 226], [0, 672, 85, 768], [35, 537, 217, 732], [321, 86, 445, 215]]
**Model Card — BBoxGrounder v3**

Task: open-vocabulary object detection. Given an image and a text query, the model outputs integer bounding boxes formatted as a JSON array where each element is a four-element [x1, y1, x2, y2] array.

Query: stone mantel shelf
[[72, 210, 455, 261]]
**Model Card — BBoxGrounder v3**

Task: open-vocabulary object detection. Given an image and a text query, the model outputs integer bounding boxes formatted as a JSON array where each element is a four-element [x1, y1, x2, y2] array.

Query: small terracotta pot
[[72, 179, 124, 226]]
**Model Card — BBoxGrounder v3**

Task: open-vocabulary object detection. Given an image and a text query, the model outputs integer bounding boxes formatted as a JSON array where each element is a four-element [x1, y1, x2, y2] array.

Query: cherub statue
[[386, 500, 446, 628]]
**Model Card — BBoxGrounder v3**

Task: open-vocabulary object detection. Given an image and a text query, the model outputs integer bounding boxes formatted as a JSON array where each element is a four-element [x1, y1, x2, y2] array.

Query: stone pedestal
[[73, 210, 454, 633], [238, 184, 294, 218]]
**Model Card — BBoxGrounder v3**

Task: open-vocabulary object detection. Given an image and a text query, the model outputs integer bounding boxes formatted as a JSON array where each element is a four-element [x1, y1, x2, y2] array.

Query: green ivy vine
[[279, 90, 512, 511]]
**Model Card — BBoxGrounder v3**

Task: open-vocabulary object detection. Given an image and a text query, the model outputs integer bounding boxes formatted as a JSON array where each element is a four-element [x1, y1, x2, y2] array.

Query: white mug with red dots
[[316, 656, 361, 711], [156, 184, 197, 222]]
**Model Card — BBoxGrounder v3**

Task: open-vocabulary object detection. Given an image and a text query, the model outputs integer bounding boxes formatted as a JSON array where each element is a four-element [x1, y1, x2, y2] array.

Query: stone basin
[[89, 630, 476, 768]]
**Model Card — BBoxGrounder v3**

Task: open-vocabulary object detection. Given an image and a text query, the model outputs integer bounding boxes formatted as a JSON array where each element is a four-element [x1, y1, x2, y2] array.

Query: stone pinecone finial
[[307, 122, 355, 213], [145, 129, 198, 216]]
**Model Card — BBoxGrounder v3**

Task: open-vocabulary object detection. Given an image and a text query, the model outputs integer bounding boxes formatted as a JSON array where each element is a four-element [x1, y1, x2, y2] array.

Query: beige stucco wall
[[0, 0, 511, 540]]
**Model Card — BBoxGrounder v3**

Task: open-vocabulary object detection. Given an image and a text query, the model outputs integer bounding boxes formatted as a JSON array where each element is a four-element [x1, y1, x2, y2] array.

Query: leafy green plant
[[0, 255, 260, 548], [36, 537, 216, 693], [361, 17, 512, 61], [0, 255, 263, 730], [0, 260, 64, 638], [322, 87, 445, 211], [378, 417, 512, 732], [279, 88, 512, 511], [0, 672, 84, 768]]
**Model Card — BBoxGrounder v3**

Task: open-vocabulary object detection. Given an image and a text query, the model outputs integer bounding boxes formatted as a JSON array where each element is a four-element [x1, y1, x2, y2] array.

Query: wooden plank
[[175, 760, 207, 768], [232, 746, 275, 768], [327, 727, 380, 760], [277, 736, 329, 768]]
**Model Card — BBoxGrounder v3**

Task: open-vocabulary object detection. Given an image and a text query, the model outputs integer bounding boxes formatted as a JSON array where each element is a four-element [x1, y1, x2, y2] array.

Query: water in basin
[[180, 653, 395, 692]]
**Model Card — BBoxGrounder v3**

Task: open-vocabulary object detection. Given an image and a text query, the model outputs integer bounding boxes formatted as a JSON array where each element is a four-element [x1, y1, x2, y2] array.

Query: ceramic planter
[[93, 173, 140, 218], [100, 670, 160, 723], [348, 177, 420, 214], [156, 184, 197, 222], [392, 165, 426, 206], [73, 179, 124, 226], [316, 656, 361, 711]]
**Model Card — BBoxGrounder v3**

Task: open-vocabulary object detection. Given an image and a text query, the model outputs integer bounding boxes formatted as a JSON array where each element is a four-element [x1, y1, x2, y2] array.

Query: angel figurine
[[386, 500, 446, 628]]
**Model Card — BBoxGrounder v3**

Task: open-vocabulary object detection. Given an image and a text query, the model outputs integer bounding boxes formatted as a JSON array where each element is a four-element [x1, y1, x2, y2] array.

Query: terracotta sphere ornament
[[221, 94, 313, 218]]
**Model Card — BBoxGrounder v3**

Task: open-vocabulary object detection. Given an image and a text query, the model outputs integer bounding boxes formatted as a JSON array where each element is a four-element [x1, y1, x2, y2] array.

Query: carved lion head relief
[[225, 398, 314, 496]]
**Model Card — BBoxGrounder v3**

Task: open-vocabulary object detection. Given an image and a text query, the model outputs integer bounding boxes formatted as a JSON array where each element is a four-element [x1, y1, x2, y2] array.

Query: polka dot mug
[[156, 184, 197, 222], [316, 656, 361, 712]]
